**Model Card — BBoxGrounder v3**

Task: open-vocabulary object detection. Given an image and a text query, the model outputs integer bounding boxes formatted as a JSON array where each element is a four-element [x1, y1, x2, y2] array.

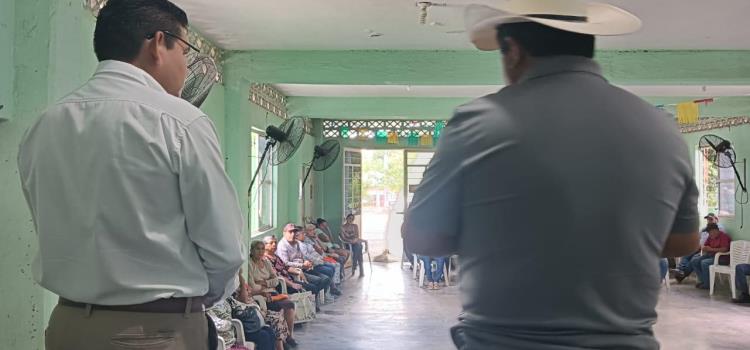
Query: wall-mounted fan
[[181, 54, 219, 107], [248, 117, 305, 195], [302, 139, 341, 189], [699, 134, 747, 193]]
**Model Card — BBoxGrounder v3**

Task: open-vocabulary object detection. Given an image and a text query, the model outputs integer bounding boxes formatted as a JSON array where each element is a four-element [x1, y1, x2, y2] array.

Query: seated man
[[276, 223, 332, 307], [688, 223, 730, 289], [675, 213, 724, 282], [316, 218, 351, 261], [296, 228, 342, 295], [733, 263, 750, 304], [306, 223, 348, 279]]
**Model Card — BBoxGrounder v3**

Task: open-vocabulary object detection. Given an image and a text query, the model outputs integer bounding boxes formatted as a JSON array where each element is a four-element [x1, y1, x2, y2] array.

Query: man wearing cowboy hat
[[403, 1, 700, 349]]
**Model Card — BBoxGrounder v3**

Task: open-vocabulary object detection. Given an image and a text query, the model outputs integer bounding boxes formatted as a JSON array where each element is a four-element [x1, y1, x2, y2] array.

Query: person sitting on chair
[[296, 228, 342, 295], [675, 213, 724, 282], [247, 241, 297, 346], [688, 223, 730, 289], [420, 256, 447, 290], [341, 214, 366, 278], [733, 263, 750, 304]]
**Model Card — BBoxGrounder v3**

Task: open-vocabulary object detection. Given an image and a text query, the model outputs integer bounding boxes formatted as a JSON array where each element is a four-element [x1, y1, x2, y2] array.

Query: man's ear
[[502, 37, 525, 69], [147, 31, 166, 65]]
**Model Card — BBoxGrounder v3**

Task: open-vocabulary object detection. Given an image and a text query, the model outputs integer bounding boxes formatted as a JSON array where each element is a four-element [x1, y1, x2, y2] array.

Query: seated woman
[[341, 214, 367, 277], [248, 241, 297, 347], [207, 297, 271, 350], [236, 271, 290, 350], [305, 223, 346, 282], [420, 256, 447, 290]]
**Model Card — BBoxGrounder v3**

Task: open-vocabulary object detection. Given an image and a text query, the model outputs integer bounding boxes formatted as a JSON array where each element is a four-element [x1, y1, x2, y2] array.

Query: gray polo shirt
[[405, 56, 698, 349]]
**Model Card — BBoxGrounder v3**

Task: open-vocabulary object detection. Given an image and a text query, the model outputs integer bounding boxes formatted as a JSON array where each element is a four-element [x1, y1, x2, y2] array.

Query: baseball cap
[[704, 213, 717, 219]]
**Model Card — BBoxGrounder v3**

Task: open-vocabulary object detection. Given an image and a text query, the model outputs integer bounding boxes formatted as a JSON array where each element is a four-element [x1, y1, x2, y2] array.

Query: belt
[[59, 296, 205, 314]]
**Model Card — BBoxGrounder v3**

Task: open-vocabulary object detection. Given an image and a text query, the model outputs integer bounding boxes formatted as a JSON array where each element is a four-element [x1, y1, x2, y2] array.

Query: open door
[[343, 148, 362, 229], [395, 150, 435, 261]]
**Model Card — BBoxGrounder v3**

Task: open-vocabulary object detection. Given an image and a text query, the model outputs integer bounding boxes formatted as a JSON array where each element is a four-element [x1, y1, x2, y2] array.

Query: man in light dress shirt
[[403, 1, 700, 349], [276, 223, 334, 298], [17, 1, 244, 349]]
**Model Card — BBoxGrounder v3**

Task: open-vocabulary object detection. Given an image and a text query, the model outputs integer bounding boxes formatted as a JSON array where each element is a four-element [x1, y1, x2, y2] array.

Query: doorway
[[354, 149, 434, 261]]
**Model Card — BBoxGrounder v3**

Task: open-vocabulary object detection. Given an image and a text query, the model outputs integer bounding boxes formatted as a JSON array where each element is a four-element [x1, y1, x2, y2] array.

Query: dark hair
[[316, 218, 327, 225], [94, 0, 189, 62], [706, 223, 720, 231], [496, 22, 595, 58], [346, 214, 355, 220]]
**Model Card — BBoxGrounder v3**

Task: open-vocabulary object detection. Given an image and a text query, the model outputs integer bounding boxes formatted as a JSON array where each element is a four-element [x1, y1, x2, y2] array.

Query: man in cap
[[403, 1, 700, 349], [675, 213, 725, 282]]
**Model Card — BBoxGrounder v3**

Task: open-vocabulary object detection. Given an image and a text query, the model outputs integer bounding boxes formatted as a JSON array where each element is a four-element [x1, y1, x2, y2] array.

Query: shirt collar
[[94, 60, 167, 94], [518, 55, 605, 84]]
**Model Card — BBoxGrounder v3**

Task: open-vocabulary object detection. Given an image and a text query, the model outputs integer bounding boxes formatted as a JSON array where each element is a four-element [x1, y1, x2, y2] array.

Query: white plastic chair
[[709, 240, 750, 298], [417, 256, 450, 288], [217, 319, 253, 350], [412, 254, 421, 280]]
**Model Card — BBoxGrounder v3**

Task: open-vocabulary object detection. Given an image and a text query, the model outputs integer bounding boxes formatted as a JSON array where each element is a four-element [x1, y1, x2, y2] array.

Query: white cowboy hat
[[465, 0, 642, 51]]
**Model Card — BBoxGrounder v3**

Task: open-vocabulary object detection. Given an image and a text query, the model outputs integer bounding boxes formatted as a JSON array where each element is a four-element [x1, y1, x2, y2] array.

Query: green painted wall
[[683, 125, 750, 241], [0, 1, 97, 348], [0, 0, 14, 121], [224, 50, 750, 85], [221, 74, 316, 242], [201, 85, 227, 151]]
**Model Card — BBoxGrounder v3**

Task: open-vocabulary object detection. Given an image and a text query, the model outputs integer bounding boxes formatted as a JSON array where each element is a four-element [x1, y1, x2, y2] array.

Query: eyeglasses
[[145, 30, 200, 56]]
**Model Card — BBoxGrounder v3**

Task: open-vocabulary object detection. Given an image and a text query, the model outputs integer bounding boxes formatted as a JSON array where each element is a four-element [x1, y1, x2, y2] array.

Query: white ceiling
[[171, 0, 750, 50], [276, 84, 750, 98]]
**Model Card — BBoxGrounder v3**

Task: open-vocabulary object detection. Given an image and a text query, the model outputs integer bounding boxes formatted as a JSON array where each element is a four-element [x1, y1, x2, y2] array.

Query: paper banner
[[676, 102, 699, 125]]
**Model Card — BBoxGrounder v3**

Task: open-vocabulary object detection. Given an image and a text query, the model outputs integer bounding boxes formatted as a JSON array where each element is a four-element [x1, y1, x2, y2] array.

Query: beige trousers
[[45, 304, 209, 350]]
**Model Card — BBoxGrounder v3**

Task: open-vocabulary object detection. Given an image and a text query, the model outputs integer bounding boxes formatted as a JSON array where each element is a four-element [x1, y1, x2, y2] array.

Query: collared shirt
[[276, 238, 306, 268], [298, 239, 325, 265], [18, 60, 245, 306], [405, 56, 698, 349]]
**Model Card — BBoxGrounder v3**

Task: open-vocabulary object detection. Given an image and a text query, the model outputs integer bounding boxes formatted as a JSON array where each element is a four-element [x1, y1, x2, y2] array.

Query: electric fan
[[248, 117, 305, 195], [181, 54, 218, 107], [302, 139, 341, 188], [699, 134, 747, 193]]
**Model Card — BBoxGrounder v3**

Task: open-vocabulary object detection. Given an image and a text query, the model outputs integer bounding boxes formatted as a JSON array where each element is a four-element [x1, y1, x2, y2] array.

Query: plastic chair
[[709, 240, 750, 298], [216, 319, 253, 350]]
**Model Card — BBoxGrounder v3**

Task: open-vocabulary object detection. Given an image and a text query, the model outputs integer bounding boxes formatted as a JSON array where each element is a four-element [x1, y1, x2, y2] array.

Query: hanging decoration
[[433, 121, 445, 142], [419, 133, 433, 146], [358, 128, 369, 141], [676, 102, 699, 125], [387, 131, 399, 144], [375, 130, 388, 144], [408, 131, 420, 146], [340, 125, 350, 138]]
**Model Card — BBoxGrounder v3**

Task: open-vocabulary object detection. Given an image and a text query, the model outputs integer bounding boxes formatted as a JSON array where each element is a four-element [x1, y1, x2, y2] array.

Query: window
[[250, 131, 275, 234], [696, 148, 735, 217]]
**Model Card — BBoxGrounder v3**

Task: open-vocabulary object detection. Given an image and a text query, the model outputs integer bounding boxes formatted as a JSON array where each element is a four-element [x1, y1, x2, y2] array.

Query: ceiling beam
[[224, 50, 750, 86]]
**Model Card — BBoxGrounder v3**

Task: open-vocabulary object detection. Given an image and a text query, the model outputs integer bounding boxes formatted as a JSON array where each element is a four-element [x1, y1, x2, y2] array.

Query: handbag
[[289, 291, 316, 324], [227, 298, 265, 334]]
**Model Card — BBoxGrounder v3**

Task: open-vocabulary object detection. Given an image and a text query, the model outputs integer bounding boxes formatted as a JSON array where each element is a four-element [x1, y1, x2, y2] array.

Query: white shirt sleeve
[[177, 116, 245, 306]]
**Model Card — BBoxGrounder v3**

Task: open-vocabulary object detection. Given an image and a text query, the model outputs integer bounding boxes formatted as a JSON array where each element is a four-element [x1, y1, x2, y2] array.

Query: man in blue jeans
[[689, 224, 730, 289], [675, 213, 724, 282], [733, 263, 750, 304], [420, 256, 447, 290]]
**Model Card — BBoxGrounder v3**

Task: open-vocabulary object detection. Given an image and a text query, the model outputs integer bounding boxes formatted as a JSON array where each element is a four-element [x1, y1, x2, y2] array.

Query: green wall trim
[[224, 50, 750, 85], [290, 96, 750, 120]]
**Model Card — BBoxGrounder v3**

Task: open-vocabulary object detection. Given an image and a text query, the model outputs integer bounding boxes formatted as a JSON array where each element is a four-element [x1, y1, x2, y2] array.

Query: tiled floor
[[293, 263, 750, 350]]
